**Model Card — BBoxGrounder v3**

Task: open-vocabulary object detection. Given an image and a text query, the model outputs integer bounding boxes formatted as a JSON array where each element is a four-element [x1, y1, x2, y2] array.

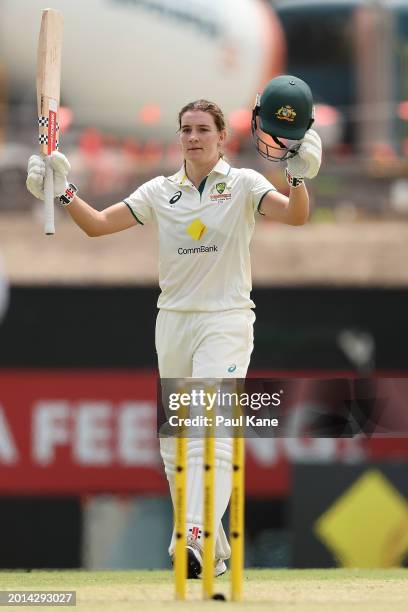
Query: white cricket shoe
[[214, 558, 227, 577], [180, 536, 228, 579]]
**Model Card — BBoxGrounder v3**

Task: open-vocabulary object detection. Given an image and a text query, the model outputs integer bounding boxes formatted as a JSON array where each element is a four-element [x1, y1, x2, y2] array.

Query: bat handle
[[44, 155, 55, 235]]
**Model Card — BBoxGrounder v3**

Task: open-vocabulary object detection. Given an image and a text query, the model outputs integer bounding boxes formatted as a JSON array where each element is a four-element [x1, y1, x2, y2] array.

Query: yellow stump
[[202, 392, 215, 600], [174, 430, 187, 599], [230, 434, 244, 601]]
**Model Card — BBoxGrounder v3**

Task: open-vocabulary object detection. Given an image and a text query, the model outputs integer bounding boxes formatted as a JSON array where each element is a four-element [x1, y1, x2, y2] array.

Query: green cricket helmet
[[252, 75, 314, 162]]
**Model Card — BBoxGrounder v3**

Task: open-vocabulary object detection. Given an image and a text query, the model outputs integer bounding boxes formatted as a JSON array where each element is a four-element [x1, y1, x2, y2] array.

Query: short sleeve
[[244, 168, 276, 215], [123, 176, 162, 225]]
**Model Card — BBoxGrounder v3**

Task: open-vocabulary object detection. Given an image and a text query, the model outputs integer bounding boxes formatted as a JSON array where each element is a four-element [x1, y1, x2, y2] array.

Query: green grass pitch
[[0, 568, 407, 611]]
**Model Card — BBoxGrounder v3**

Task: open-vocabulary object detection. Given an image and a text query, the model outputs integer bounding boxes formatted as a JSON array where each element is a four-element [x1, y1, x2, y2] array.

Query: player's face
[[180, 111, 225, 165]]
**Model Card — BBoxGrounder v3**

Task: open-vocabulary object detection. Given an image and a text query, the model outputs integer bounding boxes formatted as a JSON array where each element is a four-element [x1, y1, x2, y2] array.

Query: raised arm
[[65, 197, 137, 236], [258, 128, 321, 226], [26, 150, 137, 236], [259, 183, 309, 226]]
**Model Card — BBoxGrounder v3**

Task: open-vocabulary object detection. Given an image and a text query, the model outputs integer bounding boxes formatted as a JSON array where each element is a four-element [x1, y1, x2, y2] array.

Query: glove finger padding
[[302, 129, 321, 149], [27, 155, 45, 176], [26, 174, 44, 200], [297, 129, 322, 179], [50, 151, 70, 197], [286, 129, 322, 180], [26, 155, 46, 200], [50, 150, 71, 175], [286, 154, 311, 179], [26, 151, 71, 200]]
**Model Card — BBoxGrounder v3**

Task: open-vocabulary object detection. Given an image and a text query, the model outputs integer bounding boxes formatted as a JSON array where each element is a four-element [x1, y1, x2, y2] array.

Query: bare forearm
[[65, 196, 104, 236], [260, 183, 309, 225], [65, 197, 137, 236], [286, 183, 309, 225]]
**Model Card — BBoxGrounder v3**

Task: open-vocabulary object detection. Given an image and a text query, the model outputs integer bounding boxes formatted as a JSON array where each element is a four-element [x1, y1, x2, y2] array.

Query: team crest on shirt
[[210, 182, 232, 203]]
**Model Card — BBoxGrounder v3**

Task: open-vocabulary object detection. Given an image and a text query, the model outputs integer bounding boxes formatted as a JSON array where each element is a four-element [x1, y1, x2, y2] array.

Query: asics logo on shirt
[[169, 191, 182, 207]]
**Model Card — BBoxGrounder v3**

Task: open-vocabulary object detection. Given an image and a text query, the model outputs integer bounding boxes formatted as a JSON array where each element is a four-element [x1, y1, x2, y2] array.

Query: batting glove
[[286, 129, 322, 184], [26, 151, 71, 200]]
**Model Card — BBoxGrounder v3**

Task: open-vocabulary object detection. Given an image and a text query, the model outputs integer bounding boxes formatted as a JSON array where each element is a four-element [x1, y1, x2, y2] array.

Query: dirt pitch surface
[[0, 569, 407, 611]]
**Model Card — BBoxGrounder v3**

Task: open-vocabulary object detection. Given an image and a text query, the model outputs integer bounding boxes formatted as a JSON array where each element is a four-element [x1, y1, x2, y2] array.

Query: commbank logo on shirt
[[178, 245, 218, 255], [180, 218, 218, 255]]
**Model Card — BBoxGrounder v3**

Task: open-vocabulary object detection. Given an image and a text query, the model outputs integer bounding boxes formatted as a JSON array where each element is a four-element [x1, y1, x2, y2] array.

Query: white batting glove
[[26, 151, 71, 200], [286, 129, 322, 180]]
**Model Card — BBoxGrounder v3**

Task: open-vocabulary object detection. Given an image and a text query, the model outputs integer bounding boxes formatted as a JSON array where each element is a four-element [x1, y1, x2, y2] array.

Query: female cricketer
[[26, 75, 322, 579]]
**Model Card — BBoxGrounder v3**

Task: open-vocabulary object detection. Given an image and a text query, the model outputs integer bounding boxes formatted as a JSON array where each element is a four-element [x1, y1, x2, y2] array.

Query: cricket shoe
[[186, 535, 202, 578], [175, 536, 227, 579], [186, 547, 227, 579], [214, 558, 227, 577], [187, 545, 202, 579]]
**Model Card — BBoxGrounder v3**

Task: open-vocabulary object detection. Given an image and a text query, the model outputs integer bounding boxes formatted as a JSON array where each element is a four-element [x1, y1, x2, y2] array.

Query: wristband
[[59, 183, 78, 206], [285, 168, 304, 189]]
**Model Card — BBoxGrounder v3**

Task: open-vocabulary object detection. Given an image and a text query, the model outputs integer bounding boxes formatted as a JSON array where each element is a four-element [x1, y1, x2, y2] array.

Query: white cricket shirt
[[124, 158, 275, 311]]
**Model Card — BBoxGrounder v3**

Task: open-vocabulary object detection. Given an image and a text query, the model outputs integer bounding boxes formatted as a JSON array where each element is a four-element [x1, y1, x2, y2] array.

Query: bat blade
[[36, 8, 63, 235]]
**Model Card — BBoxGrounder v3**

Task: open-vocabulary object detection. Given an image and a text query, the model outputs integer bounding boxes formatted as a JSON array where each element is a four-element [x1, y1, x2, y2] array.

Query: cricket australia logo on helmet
[[252, 74, 315, 162], [275, 105, 297, 122]]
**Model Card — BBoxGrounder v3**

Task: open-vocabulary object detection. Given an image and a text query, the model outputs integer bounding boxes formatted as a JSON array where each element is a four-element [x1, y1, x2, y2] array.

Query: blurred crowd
[[2, 123, 408, 220]]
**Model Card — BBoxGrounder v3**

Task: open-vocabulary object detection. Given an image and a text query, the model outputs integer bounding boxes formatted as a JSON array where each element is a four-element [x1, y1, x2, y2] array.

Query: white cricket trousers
[[155, 308, 255, 378], [156, 308, 255, 560]]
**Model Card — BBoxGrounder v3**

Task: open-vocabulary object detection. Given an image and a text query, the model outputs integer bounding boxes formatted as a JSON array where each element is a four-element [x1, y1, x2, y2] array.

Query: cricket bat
[[36, 8, 63, 235]]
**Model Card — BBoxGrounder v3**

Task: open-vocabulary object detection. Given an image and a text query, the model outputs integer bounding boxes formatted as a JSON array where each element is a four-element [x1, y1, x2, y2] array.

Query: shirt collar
[[168, 158, 231, 186], [209, 158, 231, 176]]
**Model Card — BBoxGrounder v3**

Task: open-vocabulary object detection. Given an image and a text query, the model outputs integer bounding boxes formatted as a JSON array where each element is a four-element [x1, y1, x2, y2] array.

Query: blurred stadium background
[[0, 0, 407, 574]]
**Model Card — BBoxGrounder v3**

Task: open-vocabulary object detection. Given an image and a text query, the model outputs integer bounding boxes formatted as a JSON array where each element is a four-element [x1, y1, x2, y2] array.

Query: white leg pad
[[160, 436, 233, 558]]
